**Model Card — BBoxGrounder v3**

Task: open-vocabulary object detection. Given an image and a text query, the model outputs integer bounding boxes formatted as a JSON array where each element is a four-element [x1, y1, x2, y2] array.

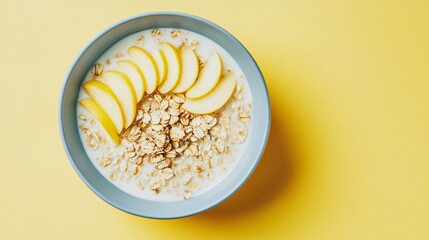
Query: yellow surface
[[1, 0, 428, 239]]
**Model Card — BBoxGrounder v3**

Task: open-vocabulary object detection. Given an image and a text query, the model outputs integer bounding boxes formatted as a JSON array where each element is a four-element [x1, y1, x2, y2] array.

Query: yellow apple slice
[[117, 60, 145, 102], [83, 80, 124, 133], [102, 70, 136, 129], [158, 42, 181, 94], [80, 98, 120, 146], [152, 50, 167, 85], [173, 46, 199, 93], [182, 73, 236, 114], [128, 46, 159, 94], [185, 52, 222, 99]]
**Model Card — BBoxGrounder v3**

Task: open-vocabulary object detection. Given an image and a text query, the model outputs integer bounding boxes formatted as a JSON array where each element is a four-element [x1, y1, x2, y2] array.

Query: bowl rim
[[59, 11, 271, 219]]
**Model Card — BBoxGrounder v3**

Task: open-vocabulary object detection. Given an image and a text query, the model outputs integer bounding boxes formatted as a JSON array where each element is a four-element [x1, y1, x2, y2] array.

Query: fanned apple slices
[[80, 98, 121, 146], [102, 70, 136, 129], [158, 43, 181, 94], [83, 80, 124, 133], [81, 43, 239, 146], [128, 46, 159, 94], [152, 50, 167, 85], [173, 46, 199, 93], [185, 52, 222, 99], [117, 60, 145, 102], [182, 73, 236, 114]]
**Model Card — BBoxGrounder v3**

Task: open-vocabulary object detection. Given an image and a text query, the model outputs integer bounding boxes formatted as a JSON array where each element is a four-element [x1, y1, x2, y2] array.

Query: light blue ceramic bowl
[[59, 12, 270, 219]]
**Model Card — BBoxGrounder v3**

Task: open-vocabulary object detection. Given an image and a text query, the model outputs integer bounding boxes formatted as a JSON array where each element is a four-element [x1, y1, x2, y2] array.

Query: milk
[[76, 28, 252, 202]]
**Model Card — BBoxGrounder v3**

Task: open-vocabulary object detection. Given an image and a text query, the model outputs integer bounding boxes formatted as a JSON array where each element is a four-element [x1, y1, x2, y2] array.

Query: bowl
[[59, 12, 270, 219]]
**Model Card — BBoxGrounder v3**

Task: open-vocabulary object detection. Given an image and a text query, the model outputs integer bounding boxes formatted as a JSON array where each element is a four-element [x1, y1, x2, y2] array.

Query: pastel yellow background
[[1, 0, 428, 239]]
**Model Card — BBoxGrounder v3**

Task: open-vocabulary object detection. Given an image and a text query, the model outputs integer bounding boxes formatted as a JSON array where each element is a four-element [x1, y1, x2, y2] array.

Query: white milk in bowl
[[76, 28, 252, 202]]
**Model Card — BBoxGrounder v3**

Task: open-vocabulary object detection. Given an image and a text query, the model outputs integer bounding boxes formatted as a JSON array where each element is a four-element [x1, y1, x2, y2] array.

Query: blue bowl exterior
[[59, 12, 270, 219]]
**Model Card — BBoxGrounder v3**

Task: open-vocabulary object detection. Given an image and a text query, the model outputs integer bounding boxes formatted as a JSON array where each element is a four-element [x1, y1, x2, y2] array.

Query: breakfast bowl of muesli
[[59, 12, 270, 219]]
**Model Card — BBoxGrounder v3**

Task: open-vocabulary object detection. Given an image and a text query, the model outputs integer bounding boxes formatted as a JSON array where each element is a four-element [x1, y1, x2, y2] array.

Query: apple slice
[[102, 70, 136, 129], [80, 98, 120, 146], [158, 42, 181, 94], [182, 73, 236, 114], [152, 50, 167, 85], [117, 60, 145, 102], [185, 52, 222, 99], [173, 46, 199, 93], [83, 80, 124, 133], [128, 46, 159, 94]]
